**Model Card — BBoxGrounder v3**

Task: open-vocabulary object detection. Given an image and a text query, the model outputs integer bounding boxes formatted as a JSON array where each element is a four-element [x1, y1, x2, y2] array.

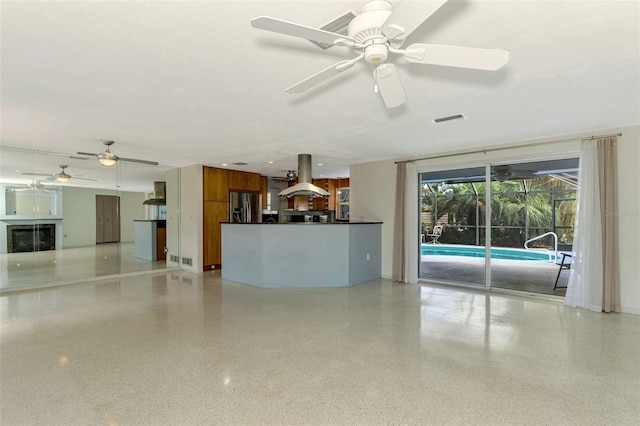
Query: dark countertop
[[221, 221, 382, 225]]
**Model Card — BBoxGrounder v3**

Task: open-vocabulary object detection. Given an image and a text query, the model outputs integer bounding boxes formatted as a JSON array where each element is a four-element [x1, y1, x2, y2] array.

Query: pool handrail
[[524, 232, 557, 263]]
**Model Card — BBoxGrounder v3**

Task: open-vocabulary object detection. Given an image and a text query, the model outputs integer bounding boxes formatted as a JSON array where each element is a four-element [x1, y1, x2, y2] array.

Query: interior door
[[96, 195, 120, 244], [96, 195, 104, 243]]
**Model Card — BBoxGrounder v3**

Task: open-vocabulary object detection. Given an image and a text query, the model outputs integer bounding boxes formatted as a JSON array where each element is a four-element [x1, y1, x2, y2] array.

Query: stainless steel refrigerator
[[229, 192, 262, 223]]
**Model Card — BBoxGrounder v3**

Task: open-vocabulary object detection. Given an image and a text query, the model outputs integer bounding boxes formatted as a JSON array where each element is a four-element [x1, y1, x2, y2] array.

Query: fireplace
[[6, 224, 56, 253]]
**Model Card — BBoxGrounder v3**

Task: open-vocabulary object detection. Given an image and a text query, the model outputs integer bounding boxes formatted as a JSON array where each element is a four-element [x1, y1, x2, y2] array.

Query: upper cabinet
[[203, 167, 229, 202], [311, 179, 337, 211], [228, 170, 261, 192]]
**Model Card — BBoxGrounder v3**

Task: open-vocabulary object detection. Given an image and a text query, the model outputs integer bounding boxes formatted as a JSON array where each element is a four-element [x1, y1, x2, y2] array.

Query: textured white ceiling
[[1, 0, 639, 191]]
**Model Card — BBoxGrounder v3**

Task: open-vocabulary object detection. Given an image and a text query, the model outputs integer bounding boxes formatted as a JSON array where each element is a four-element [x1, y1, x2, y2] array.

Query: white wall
[[119, 191, 146, 242], [165, 168, 180, 267], [350, 125, 640, 313], [350, 159, 397, 278], [61, 187, 145, 248], [179, 164, 203, 273], [616, 126, 640, 313]]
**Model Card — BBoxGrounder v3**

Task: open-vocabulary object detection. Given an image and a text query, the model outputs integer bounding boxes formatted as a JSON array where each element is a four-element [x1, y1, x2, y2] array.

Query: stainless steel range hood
[[278, 154, 330, 199], [143, 181, 166, 205]]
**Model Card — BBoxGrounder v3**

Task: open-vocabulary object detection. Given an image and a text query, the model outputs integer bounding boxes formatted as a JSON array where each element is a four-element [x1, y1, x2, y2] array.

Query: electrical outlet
[[366, 253, 371, 261]]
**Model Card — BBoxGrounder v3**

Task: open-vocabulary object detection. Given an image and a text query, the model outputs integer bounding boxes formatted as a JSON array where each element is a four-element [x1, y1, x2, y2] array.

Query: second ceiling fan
[[22, 165, 97, 183], [77, 140, 159, 166], [251, 0, 510, 108]]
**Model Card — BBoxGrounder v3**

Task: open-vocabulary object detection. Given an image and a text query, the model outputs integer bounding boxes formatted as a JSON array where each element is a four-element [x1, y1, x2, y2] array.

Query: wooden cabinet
[[203, 201, 228, 267], [312, 179, 337, 211], [229, 170, 261, 191], [260, 176, 268, 210], [202, 167, 265, 269], [204, 167, 229, 202]]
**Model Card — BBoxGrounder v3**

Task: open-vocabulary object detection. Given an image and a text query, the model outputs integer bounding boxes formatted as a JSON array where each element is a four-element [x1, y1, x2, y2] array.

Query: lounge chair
[[425, 225, 443, 244], [553, 245, 573, 290]]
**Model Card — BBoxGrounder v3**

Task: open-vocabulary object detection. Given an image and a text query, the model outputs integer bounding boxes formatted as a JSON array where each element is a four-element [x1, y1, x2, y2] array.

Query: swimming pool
[[421, 244, 553, 261]]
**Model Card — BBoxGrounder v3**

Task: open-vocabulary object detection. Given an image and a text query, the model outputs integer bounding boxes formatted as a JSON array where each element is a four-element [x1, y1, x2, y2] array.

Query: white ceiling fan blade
[[251, 16, 355, 46], [382, 0, 448, 43], [76, 151, 158, 166], [21, 172, 53, 177], [404, 43, 510, 70], [374, 64, 406, 108], [117, 157, 159, 166], [36, 150, 89, 160], [286, 57, 361, 94]]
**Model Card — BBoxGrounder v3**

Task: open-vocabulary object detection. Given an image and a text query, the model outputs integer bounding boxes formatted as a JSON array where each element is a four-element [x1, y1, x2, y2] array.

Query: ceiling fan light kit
[[97, 152, 118, 166], [97, 140, 118, 166], [251, 0, 510, 109]]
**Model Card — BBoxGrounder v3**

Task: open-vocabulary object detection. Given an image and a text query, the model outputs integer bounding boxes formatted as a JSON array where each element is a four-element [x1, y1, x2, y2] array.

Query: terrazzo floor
[[1, 271, 638, 425], [0, 242, 175, 293]]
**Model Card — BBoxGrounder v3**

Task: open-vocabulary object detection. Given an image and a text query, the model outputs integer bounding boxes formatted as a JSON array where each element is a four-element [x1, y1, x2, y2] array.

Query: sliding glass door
[[419, 157, 578, 296], [489, 159, 578, 295], [419, 167, 486, 287]]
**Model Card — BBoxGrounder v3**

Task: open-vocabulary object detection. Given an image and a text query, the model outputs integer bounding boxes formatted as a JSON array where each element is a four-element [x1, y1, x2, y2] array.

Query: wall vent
[[182, 257, 193, 266], [170, 255, 179, 262], [433, 114, 465, 124]]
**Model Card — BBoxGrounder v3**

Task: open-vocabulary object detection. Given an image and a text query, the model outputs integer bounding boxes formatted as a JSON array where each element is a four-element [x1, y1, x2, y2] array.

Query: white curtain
[[392, 162, 419, 283], [404, 162, 419, 283], [565, 138, 620, 312]]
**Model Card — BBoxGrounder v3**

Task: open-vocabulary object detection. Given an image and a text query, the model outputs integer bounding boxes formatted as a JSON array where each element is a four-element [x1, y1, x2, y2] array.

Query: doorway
[[418, 157, 578, 295], [419, 166, 487, 288]]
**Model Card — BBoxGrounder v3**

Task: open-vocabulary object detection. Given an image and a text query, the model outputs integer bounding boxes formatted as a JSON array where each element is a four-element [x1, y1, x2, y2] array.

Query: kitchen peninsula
[[221, 222, 382, 288], [134, 219, 166, 261]]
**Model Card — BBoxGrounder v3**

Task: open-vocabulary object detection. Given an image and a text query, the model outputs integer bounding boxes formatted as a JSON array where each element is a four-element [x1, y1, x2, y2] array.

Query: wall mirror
[[0, 145, 179, 292]]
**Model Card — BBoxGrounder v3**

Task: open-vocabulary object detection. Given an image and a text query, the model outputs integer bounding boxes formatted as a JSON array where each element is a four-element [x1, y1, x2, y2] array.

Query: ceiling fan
[[251, 0, 510, 108], [21, 165, 98, 183], [491, 165, 538, 182], [271, 170, 298, 182], [5, 182, 56, 193], [77, 140, 159, 166]]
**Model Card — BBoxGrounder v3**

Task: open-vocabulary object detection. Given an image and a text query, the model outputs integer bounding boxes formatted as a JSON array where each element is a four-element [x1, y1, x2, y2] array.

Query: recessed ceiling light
[[433, 113, 465, 124], [222, 163, 228, 166], [267, 161, 274, 164], [317, 163, 323, 166]]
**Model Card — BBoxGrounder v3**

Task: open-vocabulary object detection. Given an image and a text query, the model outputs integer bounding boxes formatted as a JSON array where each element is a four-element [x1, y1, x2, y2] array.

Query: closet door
[[96, 195, 105, 243], [96, 195, 120, 244]]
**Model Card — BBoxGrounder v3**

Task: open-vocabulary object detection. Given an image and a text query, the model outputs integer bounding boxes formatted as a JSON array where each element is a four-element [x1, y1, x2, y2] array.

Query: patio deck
[[420, 255, 568, 296]]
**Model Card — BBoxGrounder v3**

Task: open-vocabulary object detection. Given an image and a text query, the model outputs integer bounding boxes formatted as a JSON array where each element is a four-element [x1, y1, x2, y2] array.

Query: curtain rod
[[395, 132, 622, 164]]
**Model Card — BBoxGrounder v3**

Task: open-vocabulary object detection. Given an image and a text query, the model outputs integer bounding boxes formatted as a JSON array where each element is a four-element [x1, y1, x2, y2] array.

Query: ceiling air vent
[[232, 162, 248, 166], [433, 114, 465, 124]]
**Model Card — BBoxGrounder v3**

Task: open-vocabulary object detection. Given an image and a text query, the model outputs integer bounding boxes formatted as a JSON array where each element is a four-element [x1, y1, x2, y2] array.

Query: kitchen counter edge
[[220, 221, 382, 225]]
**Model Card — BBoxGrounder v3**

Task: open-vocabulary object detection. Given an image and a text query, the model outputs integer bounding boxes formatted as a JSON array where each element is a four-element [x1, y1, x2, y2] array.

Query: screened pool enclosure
[[419, 158, 578, 295]]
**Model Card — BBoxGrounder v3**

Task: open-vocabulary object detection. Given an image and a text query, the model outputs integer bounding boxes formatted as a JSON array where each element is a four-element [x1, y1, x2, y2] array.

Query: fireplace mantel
[[0, 218, 63, 222]]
